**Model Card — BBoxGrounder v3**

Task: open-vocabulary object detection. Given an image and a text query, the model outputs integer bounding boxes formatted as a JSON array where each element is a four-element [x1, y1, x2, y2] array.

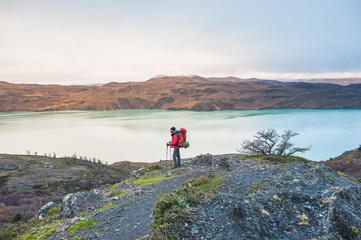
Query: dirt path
[[57, 164, 211, 240]]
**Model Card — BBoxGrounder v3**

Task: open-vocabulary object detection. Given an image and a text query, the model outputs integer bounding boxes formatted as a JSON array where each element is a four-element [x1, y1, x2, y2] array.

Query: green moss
[[324, 173, 333, 182], [128, 174, 174, 186], [109, 191, 127, 198], [246, 155, 310, 164], [141, 169, 160, 174], [108, 185, 117, 191], [337, 172, 346, 178], [21, 222, 60, 240], [351, 226, 359, 235], [94, 204, 122, 215], [79, 212, 89, 218], [47, 207, 61, 218], [95, 227, 108, 232], [279, 167, 287, 172], [168, 168, 188, 174], [67, 218, 101, 234]]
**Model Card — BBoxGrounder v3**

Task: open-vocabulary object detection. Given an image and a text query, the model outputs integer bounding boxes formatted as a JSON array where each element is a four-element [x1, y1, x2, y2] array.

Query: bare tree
[[239, 129, 311, 156]]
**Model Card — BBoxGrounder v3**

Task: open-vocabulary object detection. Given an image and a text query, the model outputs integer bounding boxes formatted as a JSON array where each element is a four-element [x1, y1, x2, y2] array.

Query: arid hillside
[[1, 76, 361, 112], [321, 147, 361, 178]]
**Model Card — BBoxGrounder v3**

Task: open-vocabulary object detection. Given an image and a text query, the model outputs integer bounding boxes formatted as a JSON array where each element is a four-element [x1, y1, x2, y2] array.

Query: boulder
[[17, 165, 25, 171], [4, 165, 17, 171], [191, 154, 215, 166], [62, 192, 103, 219], [37, 202, 59, 220]]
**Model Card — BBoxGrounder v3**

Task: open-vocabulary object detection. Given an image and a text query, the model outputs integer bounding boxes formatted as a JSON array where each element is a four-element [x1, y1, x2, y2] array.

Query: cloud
[[0, 0, 361, 84]]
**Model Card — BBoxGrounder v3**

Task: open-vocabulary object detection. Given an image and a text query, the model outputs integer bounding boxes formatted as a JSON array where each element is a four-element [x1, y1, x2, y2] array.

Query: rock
[[4, 165, 17, 170], [37, 202, 59, 220], [135, 190, 143, 195], [131, 170, 140, 178], [191, 153, 215, 166], [62, 192, 103, 219], [17, 165, 25, 171], [217, 157, 231, 170]]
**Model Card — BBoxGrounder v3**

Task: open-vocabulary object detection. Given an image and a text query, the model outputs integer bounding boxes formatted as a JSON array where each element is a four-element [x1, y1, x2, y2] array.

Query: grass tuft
[[67, 218, 101, 234], [246, 155, 309, 165], [324, 173, 333, 182], [94, 204, 122, 215]]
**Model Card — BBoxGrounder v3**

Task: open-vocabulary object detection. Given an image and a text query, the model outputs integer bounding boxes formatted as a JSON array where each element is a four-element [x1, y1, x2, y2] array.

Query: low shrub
[[47, 207, 61, 219], [151, 172, 224, 238], [109, 191, 127, 198], [175, 173, 224, 205], [11, 213, 22, 223], [126, 174, 174, 186], [351, 226, 359, 235], [151, 193, 189, 239]]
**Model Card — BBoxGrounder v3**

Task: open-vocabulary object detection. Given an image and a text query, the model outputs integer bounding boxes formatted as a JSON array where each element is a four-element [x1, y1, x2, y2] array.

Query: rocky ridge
[[6, 154, 360, 240]]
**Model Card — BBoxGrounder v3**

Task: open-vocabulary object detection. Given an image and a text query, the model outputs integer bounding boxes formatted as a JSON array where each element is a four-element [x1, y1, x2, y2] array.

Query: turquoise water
[[0, 110, 360, 163]]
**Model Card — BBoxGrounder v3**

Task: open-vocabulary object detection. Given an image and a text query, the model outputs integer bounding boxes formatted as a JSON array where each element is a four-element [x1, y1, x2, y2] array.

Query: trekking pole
[[166, 145, 168, 162], [169, 147, 172, 168]]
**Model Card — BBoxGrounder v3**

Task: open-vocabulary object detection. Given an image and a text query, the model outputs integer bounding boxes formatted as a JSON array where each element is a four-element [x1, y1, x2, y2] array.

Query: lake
[[0, 110, 360, 163]]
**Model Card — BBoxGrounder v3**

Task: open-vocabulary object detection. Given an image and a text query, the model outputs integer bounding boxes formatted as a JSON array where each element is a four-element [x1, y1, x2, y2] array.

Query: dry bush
[[0, 189, 62, 223], [0, 206, 22, 222], [239, 129, 311, 156]]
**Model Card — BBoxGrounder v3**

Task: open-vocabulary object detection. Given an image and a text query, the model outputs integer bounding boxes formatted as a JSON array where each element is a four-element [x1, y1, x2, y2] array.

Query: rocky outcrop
[[62, 191, 104, 219], [36, 202, 59, 220], [184, 160, 361, 240]]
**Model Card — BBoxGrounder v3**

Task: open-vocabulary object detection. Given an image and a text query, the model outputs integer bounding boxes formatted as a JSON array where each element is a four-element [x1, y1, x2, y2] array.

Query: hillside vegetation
[[0, 154, 130, 222], [322, 147, 361, 178]]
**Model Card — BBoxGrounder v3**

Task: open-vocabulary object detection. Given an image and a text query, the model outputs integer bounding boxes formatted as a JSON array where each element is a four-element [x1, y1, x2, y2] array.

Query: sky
[[1, 0, 361, 84]]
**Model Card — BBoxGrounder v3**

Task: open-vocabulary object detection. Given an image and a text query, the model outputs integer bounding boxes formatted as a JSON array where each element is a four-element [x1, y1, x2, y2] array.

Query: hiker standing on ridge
[[167, 127, 181, 168]]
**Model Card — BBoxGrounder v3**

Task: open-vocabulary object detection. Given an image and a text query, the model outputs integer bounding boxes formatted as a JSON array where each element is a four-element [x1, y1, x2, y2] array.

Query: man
[[167, 127, 181, 168]]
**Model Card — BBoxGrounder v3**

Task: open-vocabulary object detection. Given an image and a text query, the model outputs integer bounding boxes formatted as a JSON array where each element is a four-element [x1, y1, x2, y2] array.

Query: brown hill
[[321, 148, 361, 178], [296, 78, 361, 86], [0, 76, 361, 112]]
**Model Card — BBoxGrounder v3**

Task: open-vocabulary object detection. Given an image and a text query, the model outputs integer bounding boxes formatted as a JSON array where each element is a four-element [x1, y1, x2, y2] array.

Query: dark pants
[[173, 148, 181, 167]]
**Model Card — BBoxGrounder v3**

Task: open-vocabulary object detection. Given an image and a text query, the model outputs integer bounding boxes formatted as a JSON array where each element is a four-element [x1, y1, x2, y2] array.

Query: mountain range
[[0, 76, 361, 112]]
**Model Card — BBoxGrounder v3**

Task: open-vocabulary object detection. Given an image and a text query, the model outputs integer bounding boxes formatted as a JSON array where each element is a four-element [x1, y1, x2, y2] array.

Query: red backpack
[[177, 128, 189, 148]]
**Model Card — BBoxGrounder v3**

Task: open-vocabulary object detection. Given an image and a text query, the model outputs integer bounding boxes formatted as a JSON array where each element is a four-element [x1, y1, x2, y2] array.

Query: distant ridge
[[0, 75, 361, 112]]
